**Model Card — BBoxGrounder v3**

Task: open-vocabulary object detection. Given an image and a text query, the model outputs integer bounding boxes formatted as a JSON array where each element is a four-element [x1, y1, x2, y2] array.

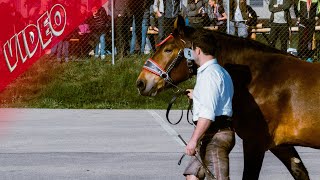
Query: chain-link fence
[[6, 0, 320, 63]]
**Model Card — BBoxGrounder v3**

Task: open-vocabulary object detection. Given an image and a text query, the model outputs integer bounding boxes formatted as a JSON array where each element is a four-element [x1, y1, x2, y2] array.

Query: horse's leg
[[242, 141, 265, 180], [270, 146, 310, 180]]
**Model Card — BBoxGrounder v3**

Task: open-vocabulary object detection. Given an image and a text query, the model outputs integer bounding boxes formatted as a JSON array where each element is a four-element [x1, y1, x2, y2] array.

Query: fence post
[[111, 0, 115, 65]]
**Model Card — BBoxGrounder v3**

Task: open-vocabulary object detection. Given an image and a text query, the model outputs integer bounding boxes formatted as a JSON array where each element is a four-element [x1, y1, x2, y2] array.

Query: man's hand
[[156, 11, 162, 18], [186, 89, 193, 100], [185, 139, 197, 156]]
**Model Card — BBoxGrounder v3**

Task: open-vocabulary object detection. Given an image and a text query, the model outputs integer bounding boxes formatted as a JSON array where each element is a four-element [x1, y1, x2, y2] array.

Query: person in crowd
[[294, 0, 320, 61], [128, 0, 153, 55], [88, 4, 110, 60], [140, 3, 157, 54], [229, 0, 249, 37], [153, 0, 182, 43], [268, 0, 292, 52], [206, 0, 227, 32], [76, 4, 92, 58], [183, 29, 235, 180], [245, 4, 258, 37], [185, 0, 206, 28], [56, 8, 70, 62], [114, 0, 131, 58]]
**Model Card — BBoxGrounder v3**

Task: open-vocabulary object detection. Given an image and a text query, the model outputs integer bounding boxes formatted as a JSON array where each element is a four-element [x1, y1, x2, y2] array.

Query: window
[[250, 0, 263, 7]]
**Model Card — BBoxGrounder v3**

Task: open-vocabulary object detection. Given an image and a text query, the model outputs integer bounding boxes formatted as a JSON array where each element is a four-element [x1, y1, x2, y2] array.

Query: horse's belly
[[273, 117, 320, 149]]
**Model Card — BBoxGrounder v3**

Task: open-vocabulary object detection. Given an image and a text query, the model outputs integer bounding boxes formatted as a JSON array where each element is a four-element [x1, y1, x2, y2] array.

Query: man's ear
[[174, 15, 185, 35], [195, 47, 201, 56]]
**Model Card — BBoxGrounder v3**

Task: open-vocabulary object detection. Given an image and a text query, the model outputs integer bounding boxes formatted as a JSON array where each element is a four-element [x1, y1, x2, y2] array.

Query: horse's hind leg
[[270, 146, 310, 180], [242, 141, 265, 180]]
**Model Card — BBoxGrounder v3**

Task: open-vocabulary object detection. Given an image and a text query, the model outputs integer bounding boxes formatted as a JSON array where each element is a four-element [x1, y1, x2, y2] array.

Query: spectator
[[153, 0, 182, 43], [129, 0, 152, 55], [114, 0, 131, 58], [56, 8, 70, 62], [76, 4, 92, 58], [141, 3, 157, 54], [229, 0, 249, 37], [245, 4, 258, 37], [185, 0, 206, 28], [268, 0, 292, 52], [295, 0, 320, 60], [88, 4, 110, 60], [207, 0, 227, 32]]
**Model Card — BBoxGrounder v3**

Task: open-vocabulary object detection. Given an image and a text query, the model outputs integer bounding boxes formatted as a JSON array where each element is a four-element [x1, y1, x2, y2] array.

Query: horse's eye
[[164, 49, 172, 54]]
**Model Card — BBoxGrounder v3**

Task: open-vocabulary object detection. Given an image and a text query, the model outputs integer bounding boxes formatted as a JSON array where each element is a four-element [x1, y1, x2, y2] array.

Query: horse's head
[[136, 16, 197, 96]]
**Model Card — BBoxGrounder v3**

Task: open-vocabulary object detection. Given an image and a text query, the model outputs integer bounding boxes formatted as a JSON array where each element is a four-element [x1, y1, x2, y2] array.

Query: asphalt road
[[0, 109, 319, 180]]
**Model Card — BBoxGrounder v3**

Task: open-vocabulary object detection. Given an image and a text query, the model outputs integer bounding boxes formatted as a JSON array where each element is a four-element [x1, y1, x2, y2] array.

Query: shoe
[[101, 55, 106, 60], [95, 55, 99, 58]]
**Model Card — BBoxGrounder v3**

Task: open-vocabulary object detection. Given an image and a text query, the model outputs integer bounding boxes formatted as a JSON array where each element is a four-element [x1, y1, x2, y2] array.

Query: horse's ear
[[174, 15, 185, 32]]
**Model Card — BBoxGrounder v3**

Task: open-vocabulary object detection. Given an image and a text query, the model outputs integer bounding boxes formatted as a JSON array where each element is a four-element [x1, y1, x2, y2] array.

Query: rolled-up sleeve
[[197, 73, 221, 121]]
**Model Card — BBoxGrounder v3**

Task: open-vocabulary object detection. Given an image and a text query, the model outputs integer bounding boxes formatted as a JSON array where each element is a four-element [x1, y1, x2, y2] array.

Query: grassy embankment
[[0, 55, 195, 109]]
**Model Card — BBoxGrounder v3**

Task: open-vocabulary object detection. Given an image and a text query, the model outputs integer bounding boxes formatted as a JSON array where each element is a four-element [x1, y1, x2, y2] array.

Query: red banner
[[0, 0, 109, 92]]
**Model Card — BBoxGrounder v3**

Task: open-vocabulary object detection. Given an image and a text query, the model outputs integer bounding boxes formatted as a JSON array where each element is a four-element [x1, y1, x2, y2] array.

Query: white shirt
[[234, 0, 244, 21], [273, 0, 286, 23], [192, 59, 234, 122]]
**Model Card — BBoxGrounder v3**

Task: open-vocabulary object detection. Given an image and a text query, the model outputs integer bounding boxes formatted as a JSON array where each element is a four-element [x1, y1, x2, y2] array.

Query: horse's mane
[[176, 26, 290, 56]]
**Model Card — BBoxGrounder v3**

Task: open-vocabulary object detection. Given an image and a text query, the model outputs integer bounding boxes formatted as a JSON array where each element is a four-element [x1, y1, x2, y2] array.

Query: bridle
[[142, 34, 195, 87], [142, 34, 196, 125]]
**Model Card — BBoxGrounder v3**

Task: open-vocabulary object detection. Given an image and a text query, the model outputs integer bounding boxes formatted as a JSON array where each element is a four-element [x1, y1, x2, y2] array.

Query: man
[[88, 5, 110, 60], [269, 0, 292, 52], [229, 0, 248, 37], [114, 0, 131, 58], [294, 0, 320, 60], [153, 0, 182, 43], [183, 29, 235, 180]]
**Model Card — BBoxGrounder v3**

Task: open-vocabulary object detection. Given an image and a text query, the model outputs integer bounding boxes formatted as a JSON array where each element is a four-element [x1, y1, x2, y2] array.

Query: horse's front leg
[[270, 146, 310, 180], [242, 140, 265, 180]]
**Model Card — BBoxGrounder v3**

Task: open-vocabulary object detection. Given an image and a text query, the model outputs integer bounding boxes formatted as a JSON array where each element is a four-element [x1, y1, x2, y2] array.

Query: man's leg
[[183, 156, 205, 180], [229, 21, 235, 36], [238, 22, 248, 38], [130, 16, 136, 54], [204, 130, 235, 180], [269, 23, 278, 48], [279, 24, 289, 52]]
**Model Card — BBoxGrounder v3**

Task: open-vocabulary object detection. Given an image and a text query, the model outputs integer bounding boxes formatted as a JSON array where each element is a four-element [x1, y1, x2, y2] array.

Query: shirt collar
[[197, 59, 218, 73]]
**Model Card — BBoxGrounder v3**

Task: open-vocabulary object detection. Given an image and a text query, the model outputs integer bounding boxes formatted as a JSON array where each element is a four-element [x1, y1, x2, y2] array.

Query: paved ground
[[0, 109, 319, 180]]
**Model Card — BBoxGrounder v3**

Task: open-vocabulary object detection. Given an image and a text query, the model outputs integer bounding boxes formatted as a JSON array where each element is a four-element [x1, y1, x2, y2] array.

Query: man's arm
[[185, 118, 212, 156]]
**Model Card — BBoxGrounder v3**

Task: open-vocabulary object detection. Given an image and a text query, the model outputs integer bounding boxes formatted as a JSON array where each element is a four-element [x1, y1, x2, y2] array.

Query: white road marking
[[148, 110, 185, 147]]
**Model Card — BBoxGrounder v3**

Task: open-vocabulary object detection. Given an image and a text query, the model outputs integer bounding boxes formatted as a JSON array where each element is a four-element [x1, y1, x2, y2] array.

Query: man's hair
[[191, 29, 219, 57]]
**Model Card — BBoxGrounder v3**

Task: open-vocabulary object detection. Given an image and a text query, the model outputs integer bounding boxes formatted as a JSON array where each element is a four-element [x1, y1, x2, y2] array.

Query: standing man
[[269, 0, 292, 52], [114, 0, 131, 58], [229, 0, 248, 37], [295, 0, 320, 60], [153, 0, 182, 43], [183, 29, 235, 180]]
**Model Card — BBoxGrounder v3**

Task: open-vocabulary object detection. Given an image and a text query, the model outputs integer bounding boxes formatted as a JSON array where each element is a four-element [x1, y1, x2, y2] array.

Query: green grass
[[1, 33, 319, 109], [0, 55, 195, 109]]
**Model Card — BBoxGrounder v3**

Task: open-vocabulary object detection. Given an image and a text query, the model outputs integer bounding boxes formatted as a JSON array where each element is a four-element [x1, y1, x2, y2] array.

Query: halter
[[143, 50, 184, 84], [143, 34, 195, 86]]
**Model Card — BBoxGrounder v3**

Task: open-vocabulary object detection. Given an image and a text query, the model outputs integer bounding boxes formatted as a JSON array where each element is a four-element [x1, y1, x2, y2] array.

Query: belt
[[194, 115, 233, 133]]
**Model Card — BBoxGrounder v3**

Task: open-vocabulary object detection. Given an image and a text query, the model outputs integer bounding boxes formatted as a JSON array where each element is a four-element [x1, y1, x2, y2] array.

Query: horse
[[136, 16, 320, 179]]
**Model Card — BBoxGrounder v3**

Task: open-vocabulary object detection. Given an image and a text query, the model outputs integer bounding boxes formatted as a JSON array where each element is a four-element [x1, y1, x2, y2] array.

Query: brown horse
[[136, 16, 320, 179]]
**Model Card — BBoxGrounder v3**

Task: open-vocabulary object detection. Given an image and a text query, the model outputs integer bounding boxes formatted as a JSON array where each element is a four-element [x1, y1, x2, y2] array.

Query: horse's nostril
[[136, 79, 146, 91]]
